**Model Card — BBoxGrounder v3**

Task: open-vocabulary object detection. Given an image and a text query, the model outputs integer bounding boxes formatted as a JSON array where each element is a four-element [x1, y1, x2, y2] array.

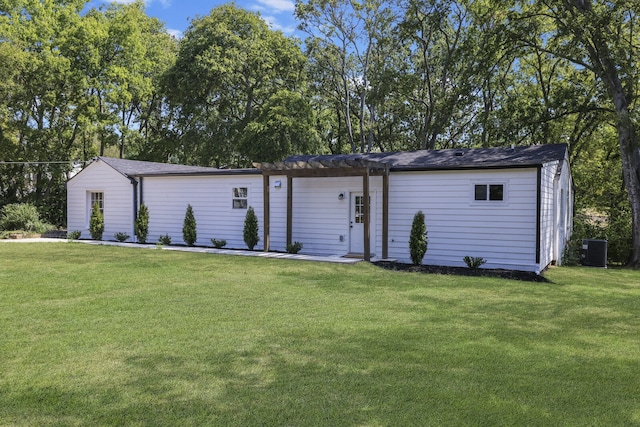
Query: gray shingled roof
[[98, 157, 259, 177], [284, 143, 568, 171]]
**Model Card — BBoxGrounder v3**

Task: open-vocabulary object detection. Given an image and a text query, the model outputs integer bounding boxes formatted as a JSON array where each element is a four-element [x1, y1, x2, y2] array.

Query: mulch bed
[[373, 261, 550, 282]]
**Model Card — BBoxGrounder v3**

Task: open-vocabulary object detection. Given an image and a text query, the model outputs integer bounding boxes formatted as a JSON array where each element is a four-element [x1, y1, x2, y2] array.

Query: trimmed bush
[[463, 256, 487, 269], [286, 241, 303, 254], [89, 203, 104, 240], [0, 203, 49, 233], [211, 238, 227, 248], [243, 206, 260, 250], [409, 210, 428, 265], [67, 230, 81, 240], [135, 203, 149, 243], [114, 232, 130, 242], [182, 204, 197, 246], [158, 234, 171, 245]]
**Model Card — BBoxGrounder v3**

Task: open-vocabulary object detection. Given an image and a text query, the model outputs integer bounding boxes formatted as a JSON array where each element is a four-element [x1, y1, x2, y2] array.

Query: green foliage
[[164, 4, 309, 166], [286, 241, 303, 254], [67, 230, 82, 240], [211, 238, 227, 249], [409, 210, 428, 265], [89, 203, 104, 240], [114, 232, 130, 242], [0, 203, 49, 233], [135, 203, 150, 243], [243, 206, 260, 250], [182, 204, 197, 246], [463, 256, 487, 269], [158, 234, 171, 245]]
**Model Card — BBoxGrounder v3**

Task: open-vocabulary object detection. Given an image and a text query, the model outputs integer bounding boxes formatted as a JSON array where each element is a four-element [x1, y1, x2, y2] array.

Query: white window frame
[[87, 191, 104, 226], [471, 182, 507, 205], [231, 186, 248, 210]]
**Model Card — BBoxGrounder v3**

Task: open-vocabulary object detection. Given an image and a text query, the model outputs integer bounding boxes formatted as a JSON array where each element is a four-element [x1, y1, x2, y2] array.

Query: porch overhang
[[253, 158, 390, 262]]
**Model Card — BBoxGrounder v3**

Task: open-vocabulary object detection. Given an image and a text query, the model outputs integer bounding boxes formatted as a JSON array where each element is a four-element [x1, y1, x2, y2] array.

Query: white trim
[[469, 180, 508, 206]]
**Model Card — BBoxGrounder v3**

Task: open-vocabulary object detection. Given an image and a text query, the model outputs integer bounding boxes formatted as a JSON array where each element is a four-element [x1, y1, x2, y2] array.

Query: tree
[[409, 210, 428, 265], [135, 203, 149, 243], [506, 0, 640, 266], [241, 90, 322, 162], [243, 206, 260, 250], [182, 204, 197, 246], [164, 5, 310, 167], [89, 203, 104, 240]]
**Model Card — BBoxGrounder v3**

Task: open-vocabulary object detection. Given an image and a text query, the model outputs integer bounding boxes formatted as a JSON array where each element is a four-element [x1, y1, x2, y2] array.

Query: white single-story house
[[67, 143, 573, 273]]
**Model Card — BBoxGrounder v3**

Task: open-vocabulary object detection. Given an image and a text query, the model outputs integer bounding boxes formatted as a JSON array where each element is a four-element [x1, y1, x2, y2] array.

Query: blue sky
[[89, 0, 300, 39]]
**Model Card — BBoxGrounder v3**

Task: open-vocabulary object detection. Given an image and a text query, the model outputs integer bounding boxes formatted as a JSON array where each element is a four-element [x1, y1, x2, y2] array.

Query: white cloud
[[167, 28, 183, 39], [261, 14, 296, 34], [255, 0, 295, 13], [103, 0, 171, 6]]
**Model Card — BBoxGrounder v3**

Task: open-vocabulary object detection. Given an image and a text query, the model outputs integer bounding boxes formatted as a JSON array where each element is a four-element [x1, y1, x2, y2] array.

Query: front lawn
[[1, 243, 638, 426]]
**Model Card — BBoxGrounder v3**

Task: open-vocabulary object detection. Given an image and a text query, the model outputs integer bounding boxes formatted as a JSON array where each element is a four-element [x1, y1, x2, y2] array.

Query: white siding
[[539, 161, 558, 270], [142, 174, 263, 248], [268, 176, 384, 256], [66, 160, 135, 240], [551, 153, 573, 266], [387, 168, 540, 272]]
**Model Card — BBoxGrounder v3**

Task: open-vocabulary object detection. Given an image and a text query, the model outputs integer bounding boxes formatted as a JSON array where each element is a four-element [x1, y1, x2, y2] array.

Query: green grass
[[1, 243, 639, 426]]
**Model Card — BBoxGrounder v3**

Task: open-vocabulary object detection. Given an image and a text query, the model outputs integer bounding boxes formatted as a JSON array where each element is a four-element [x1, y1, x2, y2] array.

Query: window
[[90, 192, 104, 214], [232, 187, 248, 209], [354, 195, 364, 224], [474, 184, 504, 201]]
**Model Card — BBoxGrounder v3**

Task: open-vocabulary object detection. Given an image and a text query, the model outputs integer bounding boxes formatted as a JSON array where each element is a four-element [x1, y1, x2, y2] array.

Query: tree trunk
[[565, 0, 640, 267]]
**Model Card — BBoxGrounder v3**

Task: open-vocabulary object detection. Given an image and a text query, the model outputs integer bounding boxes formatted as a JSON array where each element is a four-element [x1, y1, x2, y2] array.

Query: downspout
[[536, 166, 542, 266], [129, 177, 138, 240]]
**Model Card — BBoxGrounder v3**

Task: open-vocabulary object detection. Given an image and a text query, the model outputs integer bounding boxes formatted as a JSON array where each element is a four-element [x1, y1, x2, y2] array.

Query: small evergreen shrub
[[158, 234, 172, 245], [0, 203, 49, 233], [243, 206, 259, 250], [409, 210, 428, 265], [114, 232, 130, 242], [67, 230, 81, 240], [182, 204, 197, 246], [135, 203, 149, 243], [286, 241, 303, 254], [89, 202, 104, 240], [211, 238, 227, 248], [463, 256, 487, 269]]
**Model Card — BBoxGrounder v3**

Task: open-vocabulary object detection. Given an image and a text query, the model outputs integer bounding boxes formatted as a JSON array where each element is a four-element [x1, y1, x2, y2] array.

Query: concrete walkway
[[0, 238, 364, 264]]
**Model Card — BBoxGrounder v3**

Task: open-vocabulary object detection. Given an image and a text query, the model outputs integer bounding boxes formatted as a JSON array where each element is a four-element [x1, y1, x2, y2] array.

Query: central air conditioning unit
[[581, 239, 607, 268]]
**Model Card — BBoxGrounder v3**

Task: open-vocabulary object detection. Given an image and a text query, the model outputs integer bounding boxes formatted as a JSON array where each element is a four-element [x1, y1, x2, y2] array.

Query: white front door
[[349, 192, 369, 254]]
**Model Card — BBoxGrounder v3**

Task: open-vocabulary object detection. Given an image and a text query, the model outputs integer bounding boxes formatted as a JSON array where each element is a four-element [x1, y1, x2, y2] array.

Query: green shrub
[[286, 241, 303, 254], [463, 256, 487, 269], [409, 210, 428, 265], [243, 206, 259, 250], [158, 234, 171, 245], [135, 203, 149, 243], [211, 238, 227, 248], [89, 203, 104, 240], [0, 203, 49, 233], [114, 232, 130, 242], [182, 204, 197, 246], [67, 230, 81, 240]]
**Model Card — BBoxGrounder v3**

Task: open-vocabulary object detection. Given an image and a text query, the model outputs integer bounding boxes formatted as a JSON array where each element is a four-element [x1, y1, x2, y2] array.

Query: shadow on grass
[[2, 320, 637, 426]]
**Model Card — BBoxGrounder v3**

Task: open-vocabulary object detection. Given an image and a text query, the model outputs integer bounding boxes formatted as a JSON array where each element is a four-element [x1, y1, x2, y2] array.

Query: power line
[[0, 161, 87, 165]]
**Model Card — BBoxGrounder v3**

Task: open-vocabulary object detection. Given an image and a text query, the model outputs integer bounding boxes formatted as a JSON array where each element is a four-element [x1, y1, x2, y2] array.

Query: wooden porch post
[[287, 175, 293, 247], [382, 169, 389, 259], [363, 168, 370, 262], [263, 174, 270, 252]]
